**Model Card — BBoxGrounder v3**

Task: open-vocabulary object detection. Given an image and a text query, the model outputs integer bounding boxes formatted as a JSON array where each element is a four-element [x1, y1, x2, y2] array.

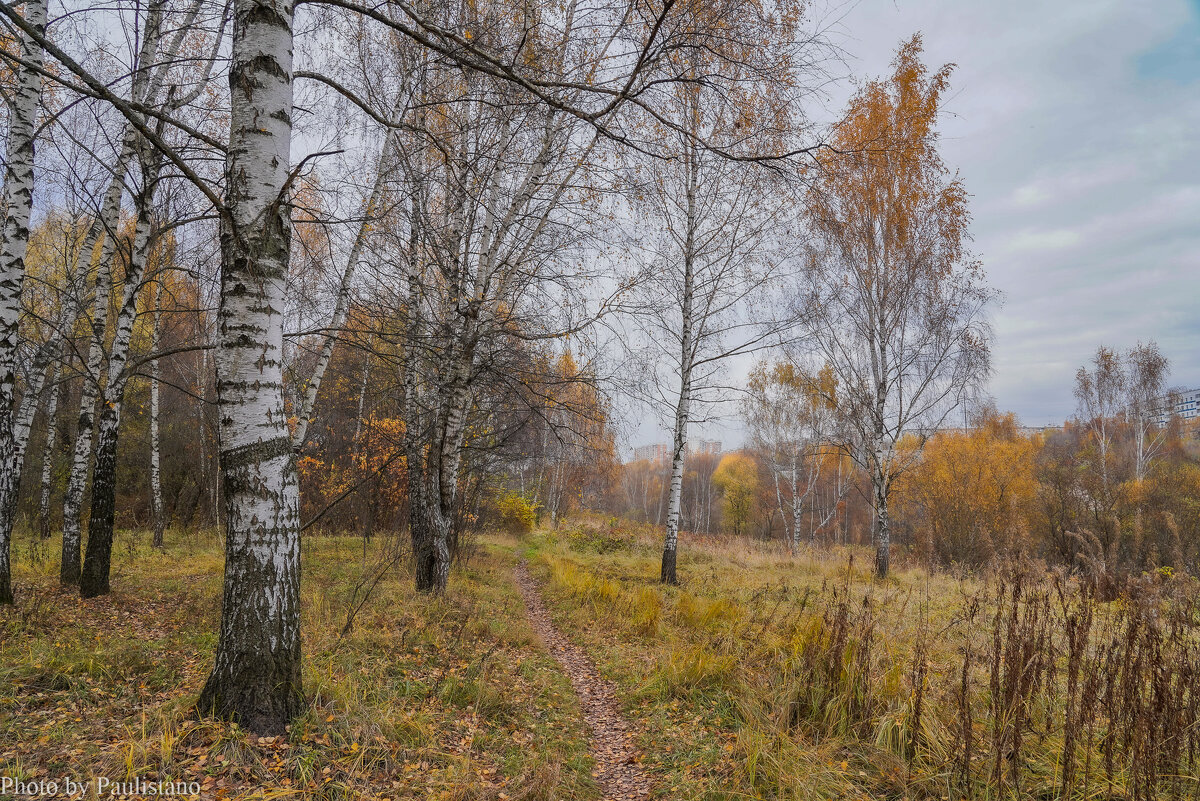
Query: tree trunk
[[411, 492, 451, 593], [150, 280, 164, 547], [661, 376, 689, 584], [0, 355, 52, 600], [38, 365, 61, 539], [873, 471, 890, 578], [34, 235, 90, 543], [60, 171, 125, 585], [79, 402, 119, 597], [81, 163, 159, 598], [196, 0, 303, 734], [0, 0, 47, 604], [415, 352, 474, 593], [660, 141, 697, 586]]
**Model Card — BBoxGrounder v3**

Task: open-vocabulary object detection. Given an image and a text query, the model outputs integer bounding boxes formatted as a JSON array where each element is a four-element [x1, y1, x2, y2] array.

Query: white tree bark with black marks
[[196, 0, 303, 734], [660, 148, 697, 585], [59, 169, 124, 584], [30, 233, 93, 543], [0, 0, 47, 604], [0, 342, 59, 586], [80, 165, 160, 597], [149, 279, 164, 547], [37, 363, 60, 539]]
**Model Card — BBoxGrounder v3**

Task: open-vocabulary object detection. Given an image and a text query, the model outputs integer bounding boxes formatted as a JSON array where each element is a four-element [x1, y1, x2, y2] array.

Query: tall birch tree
[[0, 0, 47, 604], [793, 36, 994, 577], [192, 0, 304, 732]]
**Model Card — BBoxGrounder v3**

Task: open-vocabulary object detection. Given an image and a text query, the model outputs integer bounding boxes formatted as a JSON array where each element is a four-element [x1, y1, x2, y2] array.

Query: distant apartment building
[[631, 439, 723, 463], [632, 443, 670, 463], [1155, 387, 1200, 426], [911, 423, 1063, 440], [1016, 424, 1064, 438]]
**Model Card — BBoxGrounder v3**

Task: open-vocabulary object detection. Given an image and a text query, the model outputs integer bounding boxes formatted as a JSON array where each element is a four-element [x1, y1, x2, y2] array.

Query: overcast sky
[[834, 0, 1200, 426], [630, 0, 1200, 451]]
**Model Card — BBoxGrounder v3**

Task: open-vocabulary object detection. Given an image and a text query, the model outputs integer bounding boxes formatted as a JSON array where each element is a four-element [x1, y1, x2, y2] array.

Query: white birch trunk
[[0, 0, 47, 603], [660, 144, 698, 585], [60, 168, 126, 584], [197, 0, 303, 734], [80, 181, 158, 597], [661, 370, 690, 583], [37, 364, 61, 539], [150, 280, 164, 546]]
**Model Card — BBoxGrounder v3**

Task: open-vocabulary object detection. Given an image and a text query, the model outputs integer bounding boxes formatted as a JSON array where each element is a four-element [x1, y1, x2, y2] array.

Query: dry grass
[[528, 518, 1200, 800], [1, 529, 597, 800], [4, 519, 1196, 800]]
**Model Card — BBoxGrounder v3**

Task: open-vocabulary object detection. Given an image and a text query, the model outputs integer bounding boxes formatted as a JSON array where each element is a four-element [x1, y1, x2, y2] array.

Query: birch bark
[[149, 279, 164, 547], [660, 147, 697, 585], [0, 0, 47, 604], [37, 364, 60, 538], [80, 165, 159, 597], [196, 0, 303, 733], [59, 170, 124, 584]]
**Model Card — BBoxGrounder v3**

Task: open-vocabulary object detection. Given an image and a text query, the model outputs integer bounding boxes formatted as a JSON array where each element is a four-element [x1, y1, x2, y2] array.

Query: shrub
[[497, 493, 539, 535], [560, 518, 635, 554]]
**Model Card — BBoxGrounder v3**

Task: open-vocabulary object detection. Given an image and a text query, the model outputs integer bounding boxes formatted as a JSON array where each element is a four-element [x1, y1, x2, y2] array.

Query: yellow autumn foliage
[[712, 453, 759, 537], [896, 411, 1037, 568]]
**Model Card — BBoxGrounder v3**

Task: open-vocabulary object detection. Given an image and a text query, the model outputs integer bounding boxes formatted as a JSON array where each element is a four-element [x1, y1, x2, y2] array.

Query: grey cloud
[[834, 0, 1200, 424]]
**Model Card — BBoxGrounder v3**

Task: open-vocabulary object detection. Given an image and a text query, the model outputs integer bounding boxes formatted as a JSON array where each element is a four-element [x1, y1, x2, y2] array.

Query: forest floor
[[1, 530, 601, 800], [0, 523, 914, 801], [1, 519, 1177, 800]]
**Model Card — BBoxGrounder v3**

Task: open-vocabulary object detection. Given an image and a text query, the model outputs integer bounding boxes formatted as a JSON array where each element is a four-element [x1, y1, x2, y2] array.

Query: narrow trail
[[514, 562, 653, 801]]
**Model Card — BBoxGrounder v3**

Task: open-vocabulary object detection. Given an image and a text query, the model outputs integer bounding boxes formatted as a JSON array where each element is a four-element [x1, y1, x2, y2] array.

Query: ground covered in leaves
[[6, 522, 1189, 800], [1, 531, 597, 800]]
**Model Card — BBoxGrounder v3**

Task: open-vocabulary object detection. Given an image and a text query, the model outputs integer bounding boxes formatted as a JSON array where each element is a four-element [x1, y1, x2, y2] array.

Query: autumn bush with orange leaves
[[298, 415, 407, 533], [894, 409, 1038, 569]]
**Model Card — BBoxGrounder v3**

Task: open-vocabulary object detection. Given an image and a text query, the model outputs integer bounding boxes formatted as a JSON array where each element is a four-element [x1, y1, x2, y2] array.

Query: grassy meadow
[[527, 517, 1200, 801], [2, 520, 1198, 800], [0, 530, 595, 800]]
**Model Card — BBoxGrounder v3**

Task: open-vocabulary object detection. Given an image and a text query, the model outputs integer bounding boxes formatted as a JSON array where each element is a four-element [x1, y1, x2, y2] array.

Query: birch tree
[[1074, 346, 1125, 496], [793, 36, 994, 577], [395, 63, 600, 593], [1123, 341, 1169, 483], [0, 0, 46, 604], [743, 359, 844, 549], [79, 150, 165, 596], [636, 148, 788, 582], [190, 0, 305, 732], [618, 0, 829, 583]]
